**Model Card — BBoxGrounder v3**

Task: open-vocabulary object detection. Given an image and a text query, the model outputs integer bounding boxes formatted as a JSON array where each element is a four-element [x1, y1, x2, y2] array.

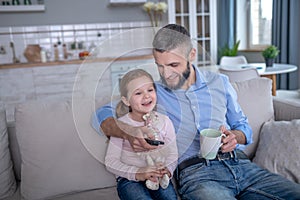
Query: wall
[[0, 21, 152, 64], [0, 22, 157, 121], [0, 0, 150, 26], [238, 50, 264, 63], [0, 0, 169, 64], [0, 0, 164, 118]]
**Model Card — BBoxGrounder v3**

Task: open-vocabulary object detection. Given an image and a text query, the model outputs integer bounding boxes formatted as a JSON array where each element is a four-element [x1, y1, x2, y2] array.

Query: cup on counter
[[200, 128, 226, 160]]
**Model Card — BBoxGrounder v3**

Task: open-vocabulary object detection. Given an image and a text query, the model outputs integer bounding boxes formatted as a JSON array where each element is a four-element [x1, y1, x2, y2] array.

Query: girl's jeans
[[117, 177, 177, 200]]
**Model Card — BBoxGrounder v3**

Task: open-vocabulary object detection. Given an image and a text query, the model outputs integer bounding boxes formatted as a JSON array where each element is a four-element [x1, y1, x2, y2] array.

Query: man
[[93, 24, 300, 199]]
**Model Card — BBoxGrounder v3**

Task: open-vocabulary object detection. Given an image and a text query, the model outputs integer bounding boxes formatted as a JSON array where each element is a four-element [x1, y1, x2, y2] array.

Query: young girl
[[105, 69, 178, 200]]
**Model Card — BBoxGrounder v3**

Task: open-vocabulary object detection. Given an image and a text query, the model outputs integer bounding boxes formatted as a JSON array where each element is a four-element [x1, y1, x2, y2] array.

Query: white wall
[[0, 0, 167, 26]]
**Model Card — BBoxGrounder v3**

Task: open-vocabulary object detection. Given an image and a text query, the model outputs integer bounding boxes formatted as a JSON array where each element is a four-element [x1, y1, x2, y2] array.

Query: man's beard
[[160, 61, 191, 90]]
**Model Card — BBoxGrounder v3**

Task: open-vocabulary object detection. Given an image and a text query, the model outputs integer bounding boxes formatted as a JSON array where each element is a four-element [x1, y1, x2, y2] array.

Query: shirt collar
[[189, 65, 206, 91]]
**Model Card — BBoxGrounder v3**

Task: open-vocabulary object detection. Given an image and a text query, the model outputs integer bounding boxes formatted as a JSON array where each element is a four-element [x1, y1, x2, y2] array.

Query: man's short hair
[[152, 24, 193, 57]]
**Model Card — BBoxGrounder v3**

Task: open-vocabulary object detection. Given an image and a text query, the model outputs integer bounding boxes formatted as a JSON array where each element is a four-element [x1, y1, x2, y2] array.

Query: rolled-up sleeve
[[225, 80, 253, 147], [91, 101, 117, 135]]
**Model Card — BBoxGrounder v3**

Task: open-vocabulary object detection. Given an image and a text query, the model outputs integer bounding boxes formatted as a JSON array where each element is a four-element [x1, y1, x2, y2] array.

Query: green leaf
[[262, 45, 280, 58], [219, 40, 240, 57]]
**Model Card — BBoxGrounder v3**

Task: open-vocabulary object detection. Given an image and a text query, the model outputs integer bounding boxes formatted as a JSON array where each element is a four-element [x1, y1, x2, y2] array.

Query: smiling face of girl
[[121, 75, 157, 122]]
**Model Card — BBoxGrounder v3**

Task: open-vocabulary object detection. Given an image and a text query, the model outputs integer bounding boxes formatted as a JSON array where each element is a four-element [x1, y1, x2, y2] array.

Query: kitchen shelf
[[0, 54, 153, 70], [109, 0, 146, 3], [0, 5, 45, 12]]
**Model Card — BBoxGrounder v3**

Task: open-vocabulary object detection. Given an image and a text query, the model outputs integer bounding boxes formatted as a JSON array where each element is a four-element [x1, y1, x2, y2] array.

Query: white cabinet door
[[168, 0, 217, 67]]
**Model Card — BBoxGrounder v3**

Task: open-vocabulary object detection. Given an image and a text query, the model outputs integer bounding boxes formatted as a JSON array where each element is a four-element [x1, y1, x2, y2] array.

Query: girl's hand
[[135, 166, 162, 182], [155, 162, 171, 178]]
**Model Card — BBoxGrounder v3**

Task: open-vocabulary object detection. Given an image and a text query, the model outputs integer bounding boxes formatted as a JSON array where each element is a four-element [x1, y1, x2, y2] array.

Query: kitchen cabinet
[[110, 58, 157, 96], [0, 55, 154, 121], [168, 0, 217, 66], [0, 5, 45, 12], [0, 63, 110, 122]]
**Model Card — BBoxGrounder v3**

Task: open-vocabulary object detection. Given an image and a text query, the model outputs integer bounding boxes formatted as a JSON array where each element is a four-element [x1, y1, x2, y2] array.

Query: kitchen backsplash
[[0, 21, 152, 64]]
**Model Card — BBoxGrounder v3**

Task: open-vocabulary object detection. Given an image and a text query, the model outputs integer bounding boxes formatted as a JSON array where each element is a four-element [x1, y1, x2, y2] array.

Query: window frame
[[248, 0, 273, 49], [236, 0, 272, 50]]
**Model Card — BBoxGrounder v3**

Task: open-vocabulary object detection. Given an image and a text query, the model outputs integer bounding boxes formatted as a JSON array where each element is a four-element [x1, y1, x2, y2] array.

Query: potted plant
[[219, 40, 240, 57], [219, 40, 248, 65], [262, 45, 280, 67]]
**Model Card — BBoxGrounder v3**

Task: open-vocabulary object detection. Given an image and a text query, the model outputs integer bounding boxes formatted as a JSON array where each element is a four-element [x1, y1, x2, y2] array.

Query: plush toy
[[144, 154, 170, 190], [142, 112, 170, 190]]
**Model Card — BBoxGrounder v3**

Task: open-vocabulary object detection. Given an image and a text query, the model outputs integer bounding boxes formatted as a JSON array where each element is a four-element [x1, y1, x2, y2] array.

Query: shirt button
[[192, 106, 196, 109]]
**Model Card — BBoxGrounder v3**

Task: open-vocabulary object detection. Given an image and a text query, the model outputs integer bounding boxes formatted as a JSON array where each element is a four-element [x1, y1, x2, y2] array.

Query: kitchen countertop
[[0, 54, 154, 69]]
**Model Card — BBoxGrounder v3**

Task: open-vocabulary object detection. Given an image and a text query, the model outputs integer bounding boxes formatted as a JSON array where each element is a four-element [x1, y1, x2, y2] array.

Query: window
[[249, 0, 273, 48]]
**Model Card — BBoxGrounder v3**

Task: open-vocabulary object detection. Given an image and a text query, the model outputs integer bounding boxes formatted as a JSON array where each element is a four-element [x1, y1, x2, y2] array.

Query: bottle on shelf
[[62, 44, 68, 60], [12, 0, 20, 5], [54, 44, 59, 61], [23, 0, 32, 5], [40, 48, 47, 63]]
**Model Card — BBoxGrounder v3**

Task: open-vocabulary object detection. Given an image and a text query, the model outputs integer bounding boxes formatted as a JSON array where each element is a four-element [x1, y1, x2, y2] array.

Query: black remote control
[[145, 138, 164, 146]]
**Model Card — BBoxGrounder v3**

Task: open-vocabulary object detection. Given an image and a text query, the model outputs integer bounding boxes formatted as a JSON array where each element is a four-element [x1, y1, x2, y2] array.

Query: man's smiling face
[[153, 48, 191, 90]]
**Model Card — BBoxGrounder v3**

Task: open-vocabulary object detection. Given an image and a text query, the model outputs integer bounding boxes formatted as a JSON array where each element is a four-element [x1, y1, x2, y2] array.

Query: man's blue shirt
[[92, 67, 253, 163]]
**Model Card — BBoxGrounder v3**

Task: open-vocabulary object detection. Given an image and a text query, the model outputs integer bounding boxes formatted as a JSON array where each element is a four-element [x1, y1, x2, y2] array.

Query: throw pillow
[[231, 78, 274, 159], [253, 119, 300, 183], [0, 105, 17, 199], [16, 100, 116, 200]]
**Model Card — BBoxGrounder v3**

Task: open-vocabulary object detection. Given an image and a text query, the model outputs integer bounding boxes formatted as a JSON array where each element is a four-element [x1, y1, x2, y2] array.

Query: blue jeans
[[176, 150, 300, 200], [117, 177, 177, 200]]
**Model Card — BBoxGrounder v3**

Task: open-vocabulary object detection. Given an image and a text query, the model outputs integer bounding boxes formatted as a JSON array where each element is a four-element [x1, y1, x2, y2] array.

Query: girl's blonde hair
[[116, 69, 156, 118]]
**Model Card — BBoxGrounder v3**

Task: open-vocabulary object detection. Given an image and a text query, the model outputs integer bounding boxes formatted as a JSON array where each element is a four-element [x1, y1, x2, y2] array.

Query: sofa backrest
[[7, 77, 275, 199], [13, 98, 116, 200], [0, 104, 17, 199], [231, 77, 274, 158]]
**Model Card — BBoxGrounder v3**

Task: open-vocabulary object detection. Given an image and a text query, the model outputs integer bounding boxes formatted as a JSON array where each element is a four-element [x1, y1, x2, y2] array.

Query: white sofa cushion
[[253, 119, 300, 183], [0, 105, 17, 199], [15, 100, 116, 200], [231, 78, 274, 158]]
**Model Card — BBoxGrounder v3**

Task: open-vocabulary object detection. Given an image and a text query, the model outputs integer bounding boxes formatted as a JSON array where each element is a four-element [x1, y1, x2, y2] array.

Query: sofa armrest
[[273, 97, 300, 121]]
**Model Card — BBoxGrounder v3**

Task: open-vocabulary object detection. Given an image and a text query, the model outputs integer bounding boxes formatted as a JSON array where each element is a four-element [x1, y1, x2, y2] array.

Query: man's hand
[[101, 117, 157, 152], [126, 126, 157, 152], [219, 125, 246, 153], [221, 129, 237, 152]]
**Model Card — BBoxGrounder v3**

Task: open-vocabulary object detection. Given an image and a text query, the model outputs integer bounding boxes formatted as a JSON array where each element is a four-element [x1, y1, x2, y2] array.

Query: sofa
[[1, 77, 300, 200]]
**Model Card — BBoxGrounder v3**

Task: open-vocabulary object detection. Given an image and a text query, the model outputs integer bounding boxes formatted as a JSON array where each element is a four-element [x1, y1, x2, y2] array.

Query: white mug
[[200, 128, 226, 160]]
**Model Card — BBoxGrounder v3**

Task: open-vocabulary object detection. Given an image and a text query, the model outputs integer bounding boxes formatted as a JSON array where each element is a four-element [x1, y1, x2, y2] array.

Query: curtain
[[217, 0, 236, 63], [272, 0, 300, 89]]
